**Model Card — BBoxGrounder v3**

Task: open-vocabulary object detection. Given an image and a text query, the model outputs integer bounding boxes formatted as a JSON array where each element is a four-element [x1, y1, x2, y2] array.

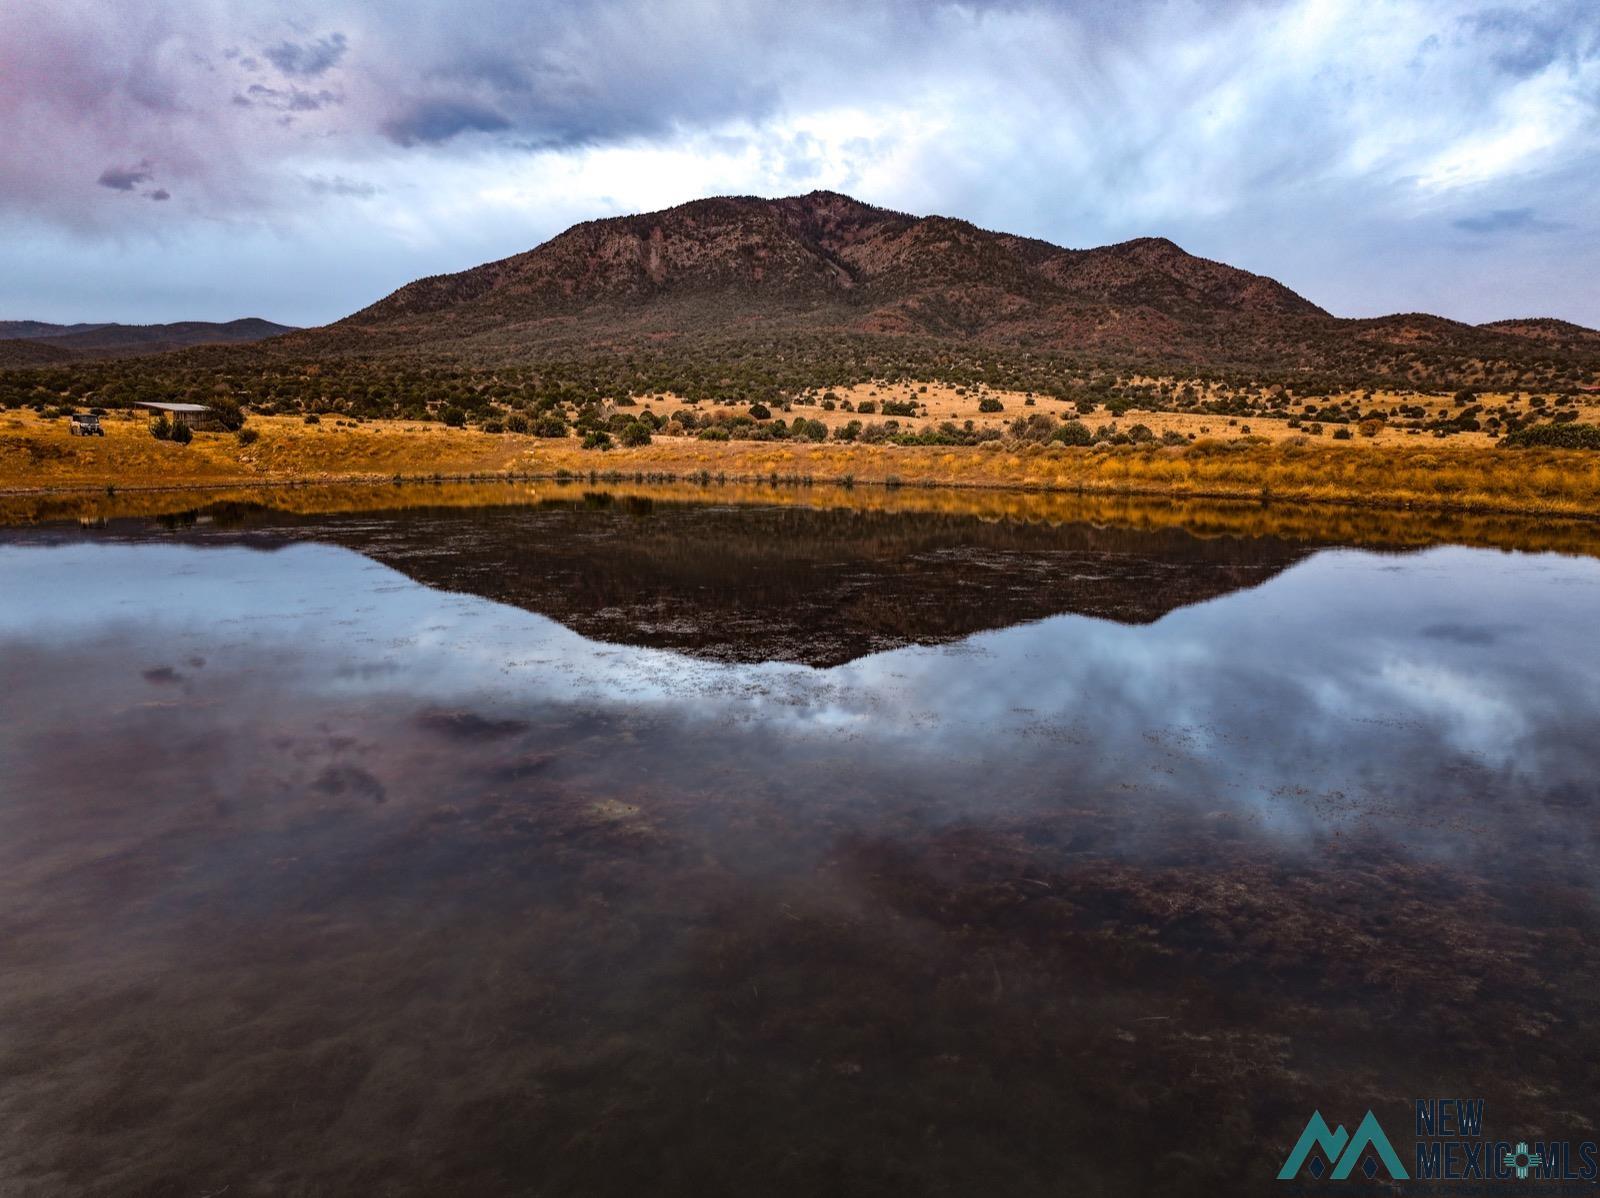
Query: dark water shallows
[[1, 498, 1597, 1196]]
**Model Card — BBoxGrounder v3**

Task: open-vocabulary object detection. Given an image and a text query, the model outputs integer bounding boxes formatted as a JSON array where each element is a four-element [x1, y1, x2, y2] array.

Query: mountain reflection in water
[[1, 499, 1598, 1197], [5, 496, 1318, 665]]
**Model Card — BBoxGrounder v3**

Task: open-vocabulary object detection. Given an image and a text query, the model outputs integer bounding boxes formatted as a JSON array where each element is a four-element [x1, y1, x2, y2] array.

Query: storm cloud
[[1, 0, 1598, 326], [96, 164, 153, 191], [261, 32, 348, 78]]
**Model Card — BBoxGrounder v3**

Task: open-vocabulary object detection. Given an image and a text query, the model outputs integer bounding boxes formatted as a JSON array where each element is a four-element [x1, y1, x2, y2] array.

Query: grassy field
[[5, 407, 1600, 519]]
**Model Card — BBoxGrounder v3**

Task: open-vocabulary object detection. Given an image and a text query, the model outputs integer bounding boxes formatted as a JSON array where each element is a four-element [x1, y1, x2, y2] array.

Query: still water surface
[[2, 492, 1598, 1195]]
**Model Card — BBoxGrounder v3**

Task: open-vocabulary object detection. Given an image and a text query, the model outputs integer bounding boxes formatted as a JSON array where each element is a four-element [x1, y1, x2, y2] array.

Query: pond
[[2, 485, 1597, 1195]]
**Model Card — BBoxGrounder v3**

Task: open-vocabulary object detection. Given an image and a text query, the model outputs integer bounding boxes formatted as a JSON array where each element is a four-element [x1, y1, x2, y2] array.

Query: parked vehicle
[[68, 413, 104, 436]]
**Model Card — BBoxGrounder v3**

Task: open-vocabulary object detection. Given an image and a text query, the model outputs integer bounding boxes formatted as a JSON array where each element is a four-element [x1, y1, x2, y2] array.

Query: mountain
[[267, 191, 1598, 387], [0, 317, 295, 363], [308, 192, 1325, 357]]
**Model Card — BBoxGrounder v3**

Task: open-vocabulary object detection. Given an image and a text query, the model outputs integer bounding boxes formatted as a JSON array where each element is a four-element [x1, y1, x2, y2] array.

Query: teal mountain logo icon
[[1279, 1110, 1411, 1181]]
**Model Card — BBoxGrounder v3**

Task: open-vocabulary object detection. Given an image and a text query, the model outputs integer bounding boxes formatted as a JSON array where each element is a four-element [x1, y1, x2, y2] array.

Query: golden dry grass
[[9, 478, 1600, 559], [5, 408, 1600, 521]]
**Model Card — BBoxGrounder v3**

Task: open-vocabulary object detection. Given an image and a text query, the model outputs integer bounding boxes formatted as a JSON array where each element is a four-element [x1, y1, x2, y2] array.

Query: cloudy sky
[[3, 0, 1597, 328]]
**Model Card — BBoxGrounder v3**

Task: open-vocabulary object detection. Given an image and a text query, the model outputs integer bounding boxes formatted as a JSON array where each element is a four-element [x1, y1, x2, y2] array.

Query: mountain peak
[[332, 190, 1329, 346]]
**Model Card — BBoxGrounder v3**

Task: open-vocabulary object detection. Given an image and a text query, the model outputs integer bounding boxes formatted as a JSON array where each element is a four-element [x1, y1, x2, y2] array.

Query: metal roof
[[136, 401, 211, 413]]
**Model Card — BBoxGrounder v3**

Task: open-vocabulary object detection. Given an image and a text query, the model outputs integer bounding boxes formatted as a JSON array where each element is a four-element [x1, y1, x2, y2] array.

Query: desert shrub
[[697, 426, 731, 441], [978, 397, 1004, 413], [1359, 420, 1382, 437], [1500, 422, 1600, 449], [170, 420, 193, 445], [1127, 423, 1156, 444], [856, 400, 876, 415], [791, 417, 828, 442], [1053, 420, 1093, 446], [1332, 426, 1353, 440], [581, 430, 612, 450], [481, 420, 504, 434], [748, 403, 771, 420], [531, 413, 569, 437], [236, 427, 260, 446], [209, 396, 246, 431], [881, 399, 918, 417], [441, 406, 466, 427], [304, 413, 320, 425], [149, 416, 172, 440], [1161, 430, 1188, 446], [1009, 413, 1058, 443], [505, 413, 529, 434], [618, 421, 652, 447], [833, 419, 863, 442]]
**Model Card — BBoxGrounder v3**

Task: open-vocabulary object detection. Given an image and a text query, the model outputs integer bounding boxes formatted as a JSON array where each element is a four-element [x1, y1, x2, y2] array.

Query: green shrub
[[236, 427, 260, 446], [481, 420, 504, 434], [304, 413, 320, 425], [441, 406, 466, 427], [170, 420, 193, 445], [531, 413, 569, 437], [697, 426, 731, 441], [978, 397, 1003, 413], [1053, 420, 1093, 446], [581, 430, 612, 450], [150, 415, 172, 440], [1500, 422, 1600, 449], [748, 403, 771, 420], [618, 421, 651, 447], [505, 413, 529, 434], [210, 396, 246, 431]]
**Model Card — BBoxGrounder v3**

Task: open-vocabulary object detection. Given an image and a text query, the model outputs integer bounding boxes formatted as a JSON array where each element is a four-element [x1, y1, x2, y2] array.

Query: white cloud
[[1, 0, 1597, 324]]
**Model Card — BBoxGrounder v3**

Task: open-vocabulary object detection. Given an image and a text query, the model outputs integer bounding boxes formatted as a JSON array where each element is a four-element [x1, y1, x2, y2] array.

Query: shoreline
[[5, 466, 1600, 525]]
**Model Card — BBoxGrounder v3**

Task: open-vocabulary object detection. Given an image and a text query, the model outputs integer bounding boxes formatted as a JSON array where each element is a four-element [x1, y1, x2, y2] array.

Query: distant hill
[[262, 191, 1599, 387], [0, 318, 295, 362], [1478, 318, 1600, 351]]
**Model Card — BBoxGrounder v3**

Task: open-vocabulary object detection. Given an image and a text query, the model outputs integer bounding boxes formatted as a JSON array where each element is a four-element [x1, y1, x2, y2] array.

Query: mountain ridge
[[0, 317, 296, 365], [253, 191, 1594, 389]]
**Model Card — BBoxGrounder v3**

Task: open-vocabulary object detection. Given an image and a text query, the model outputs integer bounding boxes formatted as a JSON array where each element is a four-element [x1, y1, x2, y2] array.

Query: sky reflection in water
[[2, 519, 1598, 1197]]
